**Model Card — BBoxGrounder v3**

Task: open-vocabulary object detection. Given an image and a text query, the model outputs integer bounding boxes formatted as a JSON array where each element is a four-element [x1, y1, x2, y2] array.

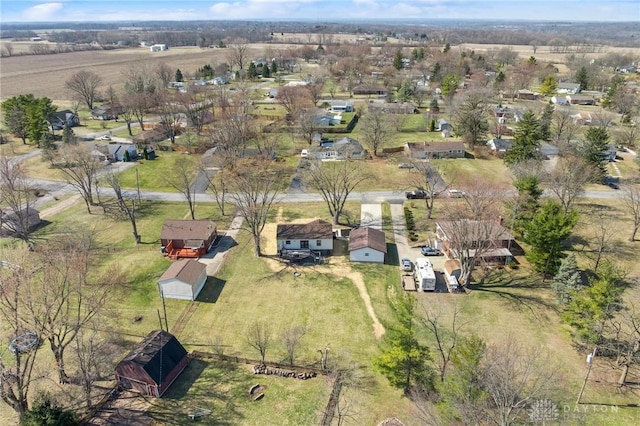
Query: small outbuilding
[[158, 259, 207, 301], [114, 330, 188, 397], [349, 227, 387, 264]]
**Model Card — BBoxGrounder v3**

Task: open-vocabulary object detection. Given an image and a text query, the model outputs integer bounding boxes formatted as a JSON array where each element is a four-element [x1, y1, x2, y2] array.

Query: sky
[[0, 0, 639, 23]]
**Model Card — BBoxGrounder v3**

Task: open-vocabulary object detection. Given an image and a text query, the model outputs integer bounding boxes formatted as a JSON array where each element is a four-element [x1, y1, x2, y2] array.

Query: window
[[365, 252, 369, 256], [316, 240, 322, 246], [285, 240, 291, 245], [301, 240, 309, 249]]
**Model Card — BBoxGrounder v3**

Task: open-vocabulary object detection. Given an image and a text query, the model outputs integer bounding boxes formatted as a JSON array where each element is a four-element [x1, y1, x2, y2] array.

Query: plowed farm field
[[0, 44, 292, 101]]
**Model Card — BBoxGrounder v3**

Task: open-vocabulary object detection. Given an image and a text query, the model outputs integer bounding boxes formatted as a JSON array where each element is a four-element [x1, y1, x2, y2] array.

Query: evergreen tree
[[393, 50, 404, 70], [580, 126, 610, 181], [524, 200, 579, 277], [511, 174, 543, 238], [271, 59, 278, 75], [175, 68, 183, 82], [262, 63, 270, 78], [562, 262, 624, 344], [539, 103, 554, 141], [504, 110, 541, 166], [455, 94, 489, 146], [552, 254, 582, 305], [62, 123, 74, 144], [539, 76, 558, 96], [373, 296, 435, 394], [575, 66, 589, 91], [429, 98, 439, 112], [247, 62, 258, 79], [437, 334, 487, 421], [430, 118, 436, 132], [443, 43, 451, 53], [22, 392, 79, 426], [431, 62, 442, 82], [441, 73, 460, 101]]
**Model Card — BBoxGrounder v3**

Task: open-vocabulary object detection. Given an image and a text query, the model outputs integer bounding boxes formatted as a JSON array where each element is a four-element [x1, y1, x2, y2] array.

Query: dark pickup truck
[[405, 190, 429, 199]]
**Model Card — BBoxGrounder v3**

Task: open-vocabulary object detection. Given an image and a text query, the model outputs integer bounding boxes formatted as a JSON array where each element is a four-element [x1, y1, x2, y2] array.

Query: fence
[[190, 350, 328, 376]]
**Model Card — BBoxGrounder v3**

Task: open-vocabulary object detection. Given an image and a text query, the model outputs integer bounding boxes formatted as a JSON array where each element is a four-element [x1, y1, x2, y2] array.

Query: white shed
[[349, 227, 387, 264], [158, 259, 207, 301]]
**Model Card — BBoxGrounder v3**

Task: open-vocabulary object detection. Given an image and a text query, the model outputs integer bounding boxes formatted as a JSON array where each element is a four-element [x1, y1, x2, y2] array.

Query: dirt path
[[263, 257, 385, 339], [39, 194, 81, 219], [341, 267, 386, 339]]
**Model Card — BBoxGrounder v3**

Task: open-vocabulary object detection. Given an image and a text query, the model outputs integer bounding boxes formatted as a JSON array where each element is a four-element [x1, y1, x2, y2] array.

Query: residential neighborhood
[[1, 16, 639, 426]]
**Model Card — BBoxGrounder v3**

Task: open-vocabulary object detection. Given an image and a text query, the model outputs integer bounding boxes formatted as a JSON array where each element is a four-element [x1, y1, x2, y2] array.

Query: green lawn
[[117, 151, 199, 192]]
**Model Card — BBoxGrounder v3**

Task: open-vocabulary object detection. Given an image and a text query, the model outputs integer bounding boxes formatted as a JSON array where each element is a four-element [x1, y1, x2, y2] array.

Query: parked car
[[97, 135, 111, 141], [398, 163, 415, 169], [421, 246, 442, 256], [401, 258, 413, 271], [608, 182, 620, 190], [406, 190, 429, 199], [449, 189, 466, 198]]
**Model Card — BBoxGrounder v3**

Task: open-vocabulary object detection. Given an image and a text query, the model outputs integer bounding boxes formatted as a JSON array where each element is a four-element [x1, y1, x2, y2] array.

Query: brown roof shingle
[[276, 219, 333, 240], [349, 227, 387, 253], [161, 220, 216, 241], [158, 259, 207, 285]]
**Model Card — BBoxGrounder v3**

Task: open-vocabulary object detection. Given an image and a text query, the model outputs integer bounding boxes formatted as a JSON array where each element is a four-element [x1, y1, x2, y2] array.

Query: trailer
[[415, 258, 436, 291], [402, 274, 417, 291]]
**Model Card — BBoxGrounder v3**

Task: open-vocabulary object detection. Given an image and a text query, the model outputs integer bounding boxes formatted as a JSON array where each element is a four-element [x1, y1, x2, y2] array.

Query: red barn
[[114, 330, 188, 397]]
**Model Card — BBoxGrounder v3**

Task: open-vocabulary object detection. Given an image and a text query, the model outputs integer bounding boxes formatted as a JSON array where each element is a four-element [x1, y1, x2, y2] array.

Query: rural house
[[114, 330, 188, 397], [327, 100, 354, 113], [436, 219, 515, 264], [368, 102, 417, 114], [349, 227, 387, 264], [557, 82, 581, 94], [91, 103, 122, 120], [277, 219, 334, 256], [158, 259, 207, 301], [516, 89, 536, 100], [49, 110, 80, 130], [566, 95, 595, 105], [353, 85, 388, 97], [486, 138, 514, 156], [306, 137, 366, 160], [404, 141, 466, 159], [93, 143, 138, 162], [161, 220, 217, 260]]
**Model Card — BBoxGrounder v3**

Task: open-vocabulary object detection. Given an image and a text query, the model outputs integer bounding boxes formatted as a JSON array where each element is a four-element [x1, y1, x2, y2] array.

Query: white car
[[97, 135, 111, 141], [401, 258, 413, 271]]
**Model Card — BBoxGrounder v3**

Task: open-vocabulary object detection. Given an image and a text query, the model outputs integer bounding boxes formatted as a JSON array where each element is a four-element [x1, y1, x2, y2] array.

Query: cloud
[[22, 2, 64, 21], [209, 1, 304, 19]]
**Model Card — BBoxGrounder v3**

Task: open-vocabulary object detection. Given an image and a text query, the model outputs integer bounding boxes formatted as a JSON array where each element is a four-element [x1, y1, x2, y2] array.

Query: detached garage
[[158, 259, 207, 301], [349, 227, 387, 264], [115, 330, 188, 397]]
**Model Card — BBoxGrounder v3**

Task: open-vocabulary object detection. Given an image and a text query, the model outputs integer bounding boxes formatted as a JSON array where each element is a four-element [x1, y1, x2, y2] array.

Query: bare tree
[[481, 340, 559, 426], [54, 144, 104, 214], [544, 155, 594, 214], [297, 108, 320, 145], [551, 107, 580, 147], [101, 170, 141, 244], [581, 207, 618, 272], [227, 39, 249, 71], [0, 246, 43, 417], [622, 184, 640, 242], [407, 160, 446, 219], [22, 236, 121, 384], [421, 304, 466, 382], [0, 157, 37, 243], [303, 160, 369, 225], [156, 62, 173, 89], [438, 215, 506, 286], [246, 321, 272, 365], [360, 109, 393, 157], [65, 70, 102, 111], [210, 109, 255, 158], [276, 85, 313, 119], [230, 159, 283, 256], [616, 121, 640, 150], [3, 43, 14, 57], [156, 92, 182, 144], [122, 63, 159, 131], [281, 326, 306, 367], [166, 158, 197, 220], [73, 326, 114, 409]]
